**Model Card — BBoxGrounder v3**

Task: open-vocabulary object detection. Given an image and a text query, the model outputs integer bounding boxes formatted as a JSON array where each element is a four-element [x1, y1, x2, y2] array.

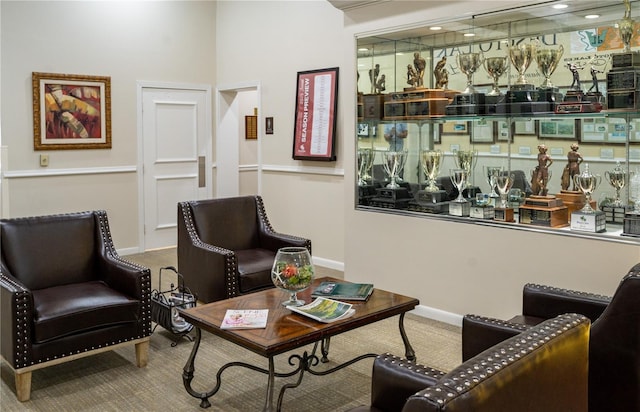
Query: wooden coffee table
[[179, 276, 419, 411]]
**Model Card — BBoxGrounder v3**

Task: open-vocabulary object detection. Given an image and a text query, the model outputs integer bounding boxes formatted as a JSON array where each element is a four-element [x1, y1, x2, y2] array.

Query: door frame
[[136, 81, 213, 252], [216, 81, 262, 198]]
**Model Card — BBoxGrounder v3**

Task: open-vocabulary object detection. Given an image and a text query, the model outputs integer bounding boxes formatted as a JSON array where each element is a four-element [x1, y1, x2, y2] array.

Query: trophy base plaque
[[570, 211, 606, 233], [524, 195, 564, 208], [358, 184, 378, 206], [483, 94, 505, 114], [611, 51, 640, 69], [518, 204, 569, 228], [362, 94, 385, 120], [384, 89, 450, 118], [445, 93, 486, 115], [622, 211, 640, 237], [494, 207, 515, 222], [605, 54, 640, 111], [407, 200, 449, 214], [602, 205, 633, 224], [470, 205, 495, 219], [555, 90, 602, 113], [555, 191, 596, 222], [369, 186, 412, 209], [416, 189, 447, 204], [607, 90, 639, 111], [449, 201, 471, 217], [494, 100, 554, 114]]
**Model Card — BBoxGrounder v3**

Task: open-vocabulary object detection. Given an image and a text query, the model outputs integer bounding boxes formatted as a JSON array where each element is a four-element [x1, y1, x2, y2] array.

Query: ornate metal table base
[[182, 313, 415, 411]]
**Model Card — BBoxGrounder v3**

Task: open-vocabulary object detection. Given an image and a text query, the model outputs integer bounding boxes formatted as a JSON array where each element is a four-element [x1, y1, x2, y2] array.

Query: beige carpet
[[1, 248, 461, 411]]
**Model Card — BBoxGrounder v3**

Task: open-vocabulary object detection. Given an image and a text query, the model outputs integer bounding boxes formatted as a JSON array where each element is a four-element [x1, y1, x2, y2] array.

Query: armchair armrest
[[1, 264, 34, 369], [522, 283, 610, 322], [462, 315, 528, 361], [369, 353, 444, 412]]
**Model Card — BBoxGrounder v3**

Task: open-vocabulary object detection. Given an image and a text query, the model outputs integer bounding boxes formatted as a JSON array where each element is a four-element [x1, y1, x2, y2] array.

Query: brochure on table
[[287, 297, 355, 323], [220, 309, 269, 329], [311, 281, 374, 301]]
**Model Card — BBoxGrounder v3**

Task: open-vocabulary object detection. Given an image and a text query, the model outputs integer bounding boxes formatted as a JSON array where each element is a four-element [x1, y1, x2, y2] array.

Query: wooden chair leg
[[135, 340, 149, 367], [15, 370, 32, 402]]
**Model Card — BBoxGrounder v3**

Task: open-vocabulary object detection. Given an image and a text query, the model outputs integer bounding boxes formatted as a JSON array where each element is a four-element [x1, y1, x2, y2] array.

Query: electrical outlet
[[40, 154, 49, 167]]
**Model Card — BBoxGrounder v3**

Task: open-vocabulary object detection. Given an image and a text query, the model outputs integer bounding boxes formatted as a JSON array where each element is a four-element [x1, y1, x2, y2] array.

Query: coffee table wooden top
[[179, 277, 419, 357]]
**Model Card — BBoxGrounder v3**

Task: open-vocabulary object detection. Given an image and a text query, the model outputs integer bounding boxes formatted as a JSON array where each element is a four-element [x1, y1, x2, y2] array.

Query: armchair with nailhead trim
[[348, 313, 590, 412], [0, 210, 152, 401], [177, 195, 311, 303], [462, 264, 640, 412]]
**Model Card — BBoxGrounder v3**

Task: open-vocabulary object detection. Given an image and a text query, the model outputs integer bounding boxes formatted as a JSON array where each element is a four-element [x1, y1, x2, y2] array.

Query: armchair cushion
[[32, 281, 139, 343], [235, 248, 276, 293]]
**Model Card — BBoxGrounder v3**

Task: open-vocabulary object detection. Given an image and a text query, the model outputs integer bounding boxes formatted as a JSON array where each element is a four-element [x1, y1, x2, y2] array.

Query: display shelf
[[355, 1, 640, 244]]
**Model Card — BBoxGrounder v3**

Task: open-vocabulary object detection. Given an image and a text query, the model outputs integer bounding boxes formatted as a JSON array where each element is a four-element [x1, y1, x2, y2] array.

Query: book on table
[[310, 281, 374, 301], [220, 309, 269, 329], [286, 297, 355, 323]]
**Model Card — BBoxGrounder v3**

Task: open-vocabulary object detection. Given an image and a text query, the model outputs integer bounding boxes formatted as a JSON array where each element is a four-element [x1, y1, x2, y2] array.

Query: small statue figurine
[[588, 64, 604, 94], [413, 52, 426, 88], [434, 56, 448, 89], [406, 64, 418, 88], [375, 74, 386, 94], [531, 144, 553, 196], [568, 62, 584, 90], [623, 0, 631, 19], [368, 64, 380, 94], [561, 143, 584, 191]]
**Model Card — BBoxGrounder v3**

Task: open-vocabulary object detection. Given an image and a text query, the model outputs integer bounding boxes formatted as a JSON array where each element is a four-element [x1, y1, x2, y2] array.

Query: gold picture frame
[[32, 72, 111, 150]]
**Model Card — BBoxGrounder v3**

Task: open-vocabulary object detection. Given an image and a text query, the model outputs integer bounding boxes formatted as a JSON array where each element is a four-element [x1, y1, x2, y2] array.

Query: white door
[[140, 84, 212, 250]]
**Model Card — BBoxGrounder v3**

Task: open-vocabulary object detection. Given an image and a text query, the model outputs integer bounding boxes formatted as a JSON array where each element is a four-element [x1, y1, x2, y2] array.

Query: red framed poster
[[292, 67, 339, 161]]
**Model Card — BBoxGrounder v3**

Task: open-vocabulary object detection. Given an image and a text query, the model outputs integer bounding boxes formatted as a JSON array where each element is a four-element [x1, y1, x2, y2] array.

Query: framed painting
[[439, 121, 469, 135], [33, 72, 111, 150], [292, 67, 339, 161], [537, 118, 579, 139], [470, 119, 495, 143]]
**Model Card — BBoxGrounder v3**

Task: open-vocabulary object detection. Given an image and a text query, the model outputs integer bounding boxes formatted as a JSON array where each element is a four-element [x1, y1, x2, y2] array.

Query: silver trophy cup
[[357, 148, 375, 186], [421, 149, 443, 192], [574, 164, 601, 213], [535, 44, 564, 89], [453, 149, 478, 188], [450, 169, 468, 203], [382, 150, 407, 189], [484, 56, 508, 96], [484, 165, 503, 198], [508, 42, 537, 86], [495, 173, 515, 209], [457, 52, 485, 94], [605, 161, 628, 207]]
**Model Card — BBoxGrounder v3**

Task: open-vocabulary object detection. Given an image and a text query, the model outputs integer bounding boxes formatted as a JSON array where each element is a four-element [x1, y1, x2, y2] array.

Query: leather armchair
[[177, 195, 311, 303], [462, 263, 640, 412], [0, 211, 152, 401], [349, 313, 590, 412]]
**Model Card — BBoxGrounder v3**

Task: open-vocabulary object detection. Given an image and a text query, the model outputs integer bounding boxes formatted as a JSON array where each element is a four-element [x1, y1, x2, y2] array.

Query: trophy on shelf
[[497, 42, 538, 114], [483, 165, 503, 205], [453, 149, 480, 198], [409, 149, 449, 213], [602, 161, 633, 223], [483, 56, 508, 113], [446, 51, 486, 115], [494, 173, 516, 222], [357, 148, 377, 206], [535, 44, 564, 112], [369, 150, 412, 209], [449, 168, 471, 216], [571, 164, 606, 232], [606, 0, 640, 111]]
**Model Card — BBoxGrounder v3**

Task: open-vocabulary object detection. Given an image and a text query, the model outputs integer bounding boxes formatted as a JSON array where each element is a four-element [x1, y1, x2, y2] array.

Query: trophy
[[382, 150, 407, 189], [574, 164, 601, 214], [450, 169, 469, 203], [484, 165, 503, 203], [484, 56, 508, 96], [421, 149, 443, 193], [357, 148, 375, 186], [508, 42, 536, 88], [619, 0, 635, 53], [536, 44, 564, 90], [607, 0, 640, 111], [494, 173, 516, 222], [458, 52, 485, 94], [605, 161, 628, 207], [452, 149, 479, 197]]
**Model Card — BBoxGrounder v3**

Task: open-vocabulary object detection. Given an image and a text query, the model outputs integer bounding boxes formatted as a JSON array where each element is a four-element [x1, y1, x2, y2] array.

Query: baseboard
[[411, 304, 463, 327], [313, 256, 344, 272], [118, 247, 143, 256]]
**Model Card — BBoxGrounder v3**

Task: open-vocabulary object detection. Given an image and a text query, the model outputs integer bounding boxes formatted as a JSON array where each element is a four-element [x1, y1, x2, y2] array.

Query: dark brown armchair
[[349, 313, 590, 412], [177, 195, 311, 303], [0, 211, 152, 401], [462, 263, 640, 412]]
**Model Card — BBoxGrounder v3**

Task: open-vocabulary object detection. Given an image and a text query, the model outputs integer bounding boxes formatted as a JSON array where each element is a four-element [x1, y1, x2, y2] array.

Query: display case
[[355, 1, 640, 243]]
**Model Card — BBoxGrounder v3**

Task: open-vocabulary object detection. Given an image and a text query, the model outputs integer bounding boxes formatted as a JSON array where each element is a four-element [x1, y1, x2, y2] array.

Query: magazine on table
[[220, 309, 268, 329], [286, 297, 355, 323], [311, 281, 374, 301]]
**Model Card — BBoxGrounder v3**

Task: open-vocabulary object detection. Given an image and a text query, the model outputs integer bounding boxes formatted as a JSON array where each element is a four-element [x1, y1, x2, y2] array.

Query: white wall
[[1, 1, 216, 250]]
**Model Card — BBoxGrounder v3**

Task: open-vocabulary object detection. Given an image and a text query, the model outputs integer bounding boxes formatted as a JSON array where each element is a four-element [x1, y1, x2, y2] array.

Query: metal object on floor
[[151, 266, 196, 346]]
